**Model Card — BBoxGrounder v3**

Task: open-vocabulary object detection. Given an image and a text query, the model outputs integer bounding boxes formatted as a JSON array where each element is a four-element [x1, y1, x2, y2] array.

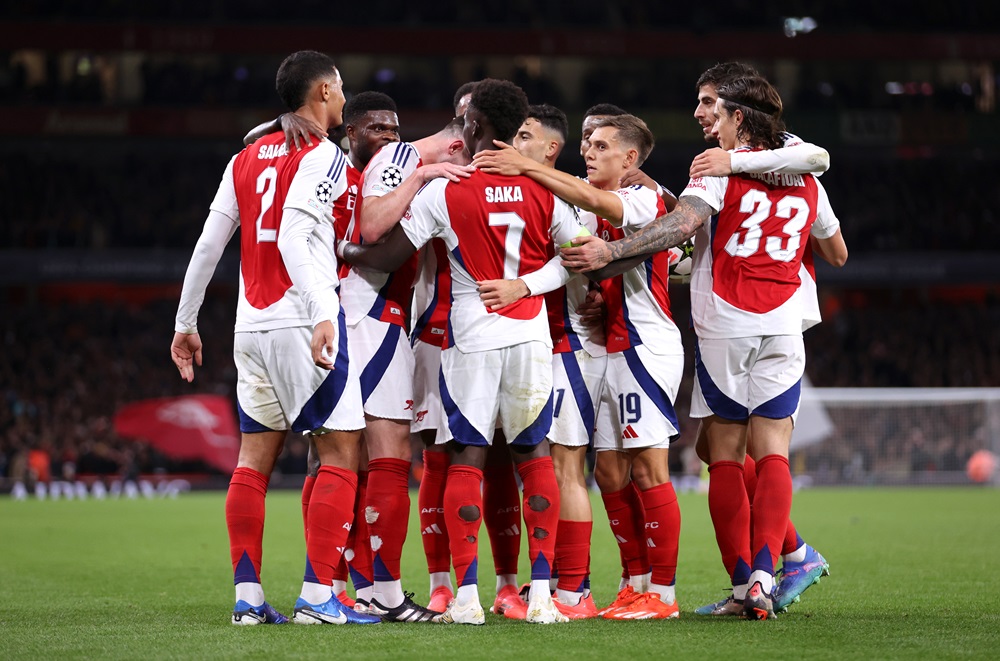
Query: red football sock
[[305, 465, 357, 586], [301, 475, 316, 542], [516, 456, 560, 581], [347, 470, 373, 589], [708, 461, 751, 584], [743, 454, 759, 501], [445, 464, 484, 587], [366, 457, 411, 582], [484, 453, 522, 576], [782, 521, 802, 556], [226, 467, 268, 584], [752, 454, 793, 575], [555, 519, 592, 593], [601, 483, 649, 580], [638, 482, 681, 587], [418, 449, 451, 574]]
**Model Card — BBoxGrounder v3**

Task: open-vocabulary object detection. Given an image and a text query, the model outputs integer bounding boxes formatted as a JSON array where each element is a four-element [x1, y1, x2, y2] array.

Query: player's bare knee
[[458, 504, 480, 522], [527, 494, 550, 512]]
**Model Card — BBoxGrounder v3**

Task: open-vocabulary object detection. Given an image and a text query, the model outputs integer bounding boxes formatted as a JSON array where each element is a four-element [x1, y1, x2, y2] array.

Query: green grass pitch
[[2, 487, 998, 660]]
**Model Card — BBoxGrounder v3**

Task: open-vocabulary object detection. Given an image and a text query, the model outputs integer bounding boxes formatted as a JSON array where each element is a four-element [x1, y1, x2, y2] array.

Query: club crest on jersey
[[314, 180, 335, 204], [381, 165, 403, 189], [485, 185, 523, 203]]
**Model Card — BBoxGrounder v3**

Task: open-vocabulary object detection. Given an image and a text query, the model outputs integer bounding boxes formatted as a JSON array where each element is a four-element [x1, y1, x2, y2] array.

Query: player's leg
[[741, 334, 804, 620], [435, 345, 500, 625], [303, 439, 354, 608], [228, 331, 289, 625], [483, 436, 525, 618], [411, 339, 453, 611], [549, 349, 604, 618], [692, 337, 753, 616], [345, 443, 372, 610], [500, 341, 567, 624]]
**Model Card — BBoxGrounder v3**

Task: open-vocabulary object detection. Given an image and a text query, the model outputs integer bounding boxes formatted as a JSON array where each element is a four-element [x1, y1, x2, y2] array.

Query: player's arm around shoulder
[[810, 179, 848, 267]]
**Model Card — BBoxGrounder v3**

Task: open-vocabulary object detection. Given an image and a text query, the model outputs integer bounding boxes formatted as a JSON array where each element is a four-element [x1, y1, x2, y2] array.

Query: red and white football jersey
[[680, 147, 820, 339], [340, 142, 422, 329], [403, 169, 585, 353], [587, 185, 682, 356], [210, 133, 349, 332], [410, 238, 451, 347], [545, 211, 605, 357]]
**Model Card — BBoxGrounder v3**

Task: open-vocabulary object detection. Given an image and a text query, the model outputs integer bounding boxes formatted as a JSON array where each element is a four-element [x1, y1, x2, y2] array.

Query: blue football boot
[[774, 545, 830, 613], [231, 600, 289, 625]]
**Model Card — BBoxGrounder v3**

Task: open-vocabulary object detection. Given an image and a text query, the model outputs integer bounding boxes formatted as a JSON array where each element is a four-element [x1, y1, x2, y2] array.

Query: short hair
[[715, 76, 786, 150], [696, 62, 762, 91], [469, 78, 529, 144], [275, 50, 338, 111], [343, 91, 397, 127], [440, 115, 465, 137], [592, 114, 656, 165], [527, 104, 568, 143], [583, 103, 628, 119], [453, 81, 479, 112]]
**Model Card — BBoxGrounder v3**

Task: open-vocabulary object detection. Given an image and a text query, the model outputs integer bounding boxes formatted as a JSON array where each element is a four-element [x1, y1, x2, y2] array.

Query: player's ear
[[623, 147, 638, 169], [447, 139, 464, 155], [546, 140, 558, 160]]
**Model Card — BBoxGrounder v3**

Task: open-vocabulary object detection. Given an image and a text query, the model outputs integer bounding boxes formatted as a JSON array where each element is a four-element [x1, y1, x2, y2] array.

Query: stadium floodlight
[[783, 17, 818, 38]]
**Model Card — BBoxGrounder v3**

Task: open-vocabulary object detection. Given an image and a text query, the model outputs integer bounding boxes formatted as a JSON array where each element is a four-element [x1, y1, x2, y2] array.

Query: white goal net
[[791, 387, 1000, 485]]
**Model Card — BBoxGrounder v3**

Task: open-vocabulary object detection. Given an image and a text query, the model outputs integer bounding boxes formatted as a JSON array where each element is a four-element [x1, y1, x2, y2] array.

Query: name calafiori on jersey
[[748, 171, 805, 187], [485, 185, 524, 203], [257, 143, 289, 160]]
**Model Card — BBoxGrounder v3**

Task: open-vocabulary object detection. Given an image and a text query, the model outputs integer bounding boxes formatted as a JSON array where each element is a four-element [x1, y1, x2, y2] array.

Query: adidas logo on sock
[[422, 524, 443, 535], [498, 525, 520, 537], [622, 425, 639, 440]]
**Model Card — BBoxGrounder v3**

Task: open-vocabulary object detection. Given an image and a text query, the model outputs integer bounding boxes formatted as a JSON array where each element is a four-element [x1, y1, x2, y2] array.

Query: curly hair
[[343, 91, 397, 127], [275, 50, 338, 111], [696, 62, 762, 91], [716, 76, 786, 150], [527, 104, 569, 143], [469, 78, 529, 144]]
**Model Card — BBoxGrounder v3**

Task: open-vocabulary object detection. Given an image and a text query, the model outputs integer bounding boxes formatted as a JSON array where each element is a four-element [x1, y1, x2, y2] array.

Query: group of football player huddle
[[171, 50, 846, 626]]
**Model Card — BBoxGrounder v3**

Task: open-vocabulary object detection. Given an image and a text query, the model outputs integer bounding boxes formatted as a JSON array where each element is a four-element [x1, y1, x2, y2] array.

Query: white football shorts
[[690, 335, 805, 422], [411, 337, 445, 435], [347, 315, 414, 421], [548, 349, 607, 447], [233, 314, 364, 434], [593, 345, 682, 452], [439, 341, 553, 447]]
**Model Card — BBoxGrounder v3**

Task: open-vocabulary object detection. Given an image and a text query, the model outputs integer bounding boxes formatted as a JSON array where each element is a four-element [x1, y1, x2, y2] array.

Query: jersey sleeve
[[284, 142, 349, 224], [730, 141, 830, 176], [208, 155, 239, 221], [615, 185, 663, 230], [678, 176, 727, 214], [811, 179, 841, 239], [362, 142, 421, 198], [401, 178, 448, 250], [549, 195, 590, 247]]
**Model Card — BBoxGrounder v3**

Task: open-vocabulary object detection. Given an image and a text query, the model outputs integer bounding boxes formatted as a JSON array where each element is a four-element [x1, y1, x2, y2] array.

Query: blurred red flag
[[113, 395, 240, 473]]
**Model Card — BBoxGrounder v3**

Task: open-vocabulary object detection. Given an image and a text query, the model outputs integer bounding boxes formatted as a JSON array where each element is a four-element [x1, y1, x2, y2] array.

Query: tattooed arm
[[560, 196, 716, 273]]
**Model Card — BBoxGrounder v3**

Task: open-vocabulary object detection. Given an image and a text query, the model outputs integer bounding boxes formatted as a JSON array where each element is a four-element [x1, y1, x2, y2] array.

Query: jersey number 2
[[724, 191, 809, 263], [255, 166, 278, 243]]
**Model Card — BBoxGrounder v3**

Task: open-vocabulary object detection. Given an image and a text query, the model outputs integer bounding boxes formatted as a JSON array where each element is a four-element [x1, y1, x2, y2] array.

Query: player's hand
[[560, 235, 613, 272], [472, 141, 527, 175], [311, 320, 336, 370], [619, 168, 657, 190], [577, 289, 607, 344], [419, 162, 475, 184], [171, 332, 203, 383], [477, 278, 529, 311], [281, 113, 327, 151], [689, 148, 733, 178]]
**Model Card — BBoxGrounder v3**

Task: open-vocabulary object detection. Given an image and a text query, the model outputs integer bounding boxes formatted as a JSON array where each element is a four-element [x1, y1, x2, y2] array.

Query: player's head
[[695, 62, 761, 142], [463, 78, 529, 156], [581, 103, 628, 157], [714, 76, 785, 151], [453, 81, 479, 118], [343, 91, 400, 168], [275, 50, 345, 127], [514, 104, 568, 168], [426, 116, 471, 166], [584, 114, 654, 189]]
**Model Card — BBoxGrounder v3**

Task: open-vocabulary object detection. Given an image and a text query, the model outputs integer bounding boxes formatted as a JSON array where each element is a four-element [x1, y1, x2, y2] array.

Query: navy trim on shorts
[[439, 365, 490, 446], [559, 351, 595, 443], [623, 347, 680, 431], [752, 378, 801, 419], [237, 399, 276, 433], [694, 341, 749, 421], [511, 390, 554, 447], [359, 322, 401, 404], [292, 310, 350, 432]]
